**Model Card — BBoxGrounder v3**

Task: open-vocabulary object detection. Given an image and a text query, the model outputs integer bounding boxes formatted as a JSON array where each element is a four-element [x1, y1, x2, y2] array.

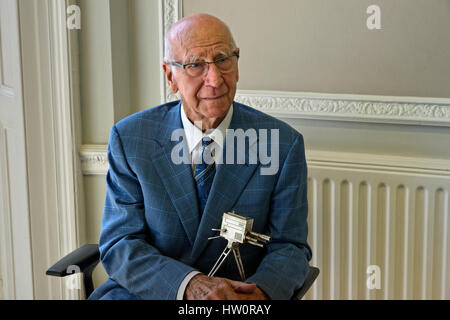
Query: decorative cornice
[[160, 0, 182, 103], [162, 0, 180, 31], [79, 145, 108, 175], [235, 90, 450, 127]]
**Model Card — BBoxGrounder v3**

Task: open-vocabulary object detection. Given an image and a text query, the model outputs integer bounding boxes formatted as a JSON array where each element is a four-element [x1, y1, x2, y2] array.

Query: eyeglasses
[[167, 52, 239, 77]]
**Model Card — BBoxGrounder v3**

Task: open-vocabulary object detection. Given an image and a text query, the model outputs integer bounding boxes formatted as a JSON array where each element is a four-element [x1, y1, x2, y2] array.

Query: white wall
[[79, 0, 163, 288], [78, 0, 450, 298], [185, 0, 450, 98]]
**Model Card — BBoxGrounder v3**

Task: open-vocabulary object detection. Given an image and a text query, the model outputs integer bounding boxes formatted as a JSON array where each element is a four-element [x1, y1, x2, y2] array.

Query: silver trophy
[[207, 211, 271, 280]]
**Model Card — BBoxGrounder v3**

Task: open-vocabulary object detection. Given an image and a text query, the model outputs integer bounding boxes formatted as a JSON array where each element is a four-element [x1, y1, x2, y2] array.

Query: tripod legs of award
[[208, 241, 246, 280]]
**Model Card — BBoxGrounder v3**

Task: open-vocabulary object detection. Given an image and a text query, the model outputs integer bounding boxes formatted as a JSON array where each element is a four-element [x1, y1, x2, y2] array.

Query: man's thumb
[[231, 281, 257, 293]]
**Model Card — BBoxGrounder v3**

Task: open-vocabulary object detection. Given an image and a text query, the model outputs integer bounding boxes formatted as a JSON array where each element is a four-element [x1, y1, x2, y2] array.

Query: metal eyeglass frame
[[166, 52, 240, 77]]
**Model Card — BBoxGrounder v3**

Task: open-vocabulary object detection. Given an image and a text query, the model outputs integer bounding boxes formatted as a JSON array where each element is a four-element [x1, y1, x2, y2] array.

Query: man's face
[[163, 20, 239, 126]]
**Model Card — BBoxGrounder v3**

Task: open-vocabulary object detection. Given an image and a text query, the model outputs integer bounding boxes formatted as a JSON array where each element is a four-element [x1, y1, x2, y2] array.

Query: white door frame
[[12, 0, 84, 299], [0, 0, 34, 300]]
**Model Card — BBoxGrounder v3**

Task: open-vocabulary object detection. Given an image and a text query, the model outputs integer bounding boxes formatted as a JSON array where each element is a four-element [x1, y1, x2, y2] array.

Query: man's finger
[[228, 280, 257, 293]]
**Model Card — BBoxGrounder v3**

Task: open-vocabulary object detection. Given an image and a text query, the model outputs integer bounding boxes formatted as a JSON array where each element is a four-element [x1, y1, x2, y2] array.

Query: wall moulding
[[80, 144, 108, 175], [159, 0, 450, 127], [79, 144, 450, 177], [234, 90, 450, 127]]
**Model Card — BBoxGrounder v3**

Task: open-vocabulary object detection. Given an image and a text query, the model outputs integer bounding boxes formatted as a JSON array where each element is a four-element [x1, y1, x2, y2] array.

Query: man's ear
[[162, 62, 178, 93]]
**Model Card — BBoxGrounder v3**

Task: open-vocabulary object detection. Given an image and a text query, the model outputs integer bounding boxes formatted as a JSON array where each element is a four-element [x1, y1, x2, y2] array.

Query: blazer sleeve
[[245, 133, 312, 300], [98, 126, 197, 299]]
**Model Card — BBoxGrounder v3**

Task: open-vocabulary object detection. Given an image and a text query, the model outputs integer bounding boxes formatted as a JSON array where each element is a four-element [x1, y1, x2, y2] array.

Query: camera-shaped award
[[208, 211, 271, 280]]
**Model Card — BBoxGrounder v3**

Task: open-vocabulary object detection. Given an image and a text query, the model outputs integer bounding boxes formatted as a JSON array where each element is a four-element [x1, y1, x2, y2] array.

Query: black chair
[[46, 244, 100, 298], [46, 244, 319, 300]]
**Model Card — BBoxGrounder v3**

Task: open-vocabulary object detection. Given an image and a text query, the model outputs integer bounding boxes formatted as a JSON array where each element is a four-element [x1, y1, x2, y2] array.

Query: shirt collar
[[181, 103, 233, 153]]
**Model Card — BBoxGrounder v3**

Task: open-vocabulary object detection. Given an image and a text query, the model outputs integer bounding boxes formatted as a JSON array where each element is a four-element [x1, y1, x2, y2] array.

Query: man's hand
[[184, 274, 269, 300]]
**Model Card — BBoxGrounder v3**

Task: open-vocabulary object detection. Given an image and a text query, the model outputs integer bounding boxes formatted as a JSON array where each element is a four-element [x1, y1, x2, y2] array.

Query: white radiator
[[78, 145, 450, 299], [304, 150, 450, 300]]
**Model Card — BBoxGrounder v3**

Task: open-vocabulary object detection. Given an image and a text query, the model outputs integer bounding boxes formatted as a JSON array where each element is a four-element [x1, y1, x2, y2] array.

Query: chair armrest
[[292, 266, 320, 300], [46, 244, 100, 277]]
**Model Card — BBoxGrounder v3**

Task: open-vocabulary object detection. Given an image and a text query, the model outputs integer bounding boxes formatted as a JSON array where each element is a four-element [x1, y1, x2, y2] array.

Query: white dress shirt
[[176, 103, 233, 300]]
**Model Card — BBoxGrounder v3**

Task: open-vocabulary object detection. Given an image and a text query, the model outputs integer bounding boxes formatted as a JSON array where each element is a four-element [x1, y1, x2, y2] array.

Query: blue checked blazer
[[89, 101, 312, 300]]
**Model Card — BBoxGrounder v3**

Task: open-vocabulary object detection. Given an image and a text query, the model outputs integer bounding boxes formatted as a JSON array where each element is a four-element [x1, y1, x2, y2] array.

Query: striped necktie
[[194, 138, 216, 215]]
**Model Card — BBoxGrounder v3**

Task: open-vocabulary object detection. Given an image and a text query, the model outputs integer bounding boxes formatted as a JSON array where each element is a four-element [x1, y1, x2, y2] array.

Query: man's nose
[[203, 63, 224, 88]]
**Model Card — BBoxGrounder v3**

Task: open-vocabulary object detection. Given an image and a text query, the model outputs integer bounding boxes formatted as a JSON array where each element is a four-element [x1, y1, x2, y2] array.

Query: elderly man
[[89, 13, 311, 300]]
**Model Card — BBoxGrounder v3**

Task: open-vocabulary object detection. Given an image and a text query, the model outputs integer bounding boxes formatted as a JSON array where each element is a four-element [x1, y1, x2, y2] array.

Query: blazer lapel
[[151, 102, 200, 246], [191, 103, 260, 260]]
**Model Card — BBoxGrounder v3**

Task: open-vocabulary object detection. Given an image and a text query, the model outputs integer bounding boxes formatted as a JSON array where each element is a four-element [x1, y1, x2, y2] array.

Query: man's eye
[[216, 57, 228, 63], [187, 62, 204, 69]]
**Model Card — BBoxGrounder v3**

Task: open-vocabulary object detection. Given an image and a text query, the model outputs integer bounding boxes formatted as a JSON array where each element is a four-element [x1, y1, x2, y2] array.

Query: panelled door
[[0, 0, 34, 299]]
